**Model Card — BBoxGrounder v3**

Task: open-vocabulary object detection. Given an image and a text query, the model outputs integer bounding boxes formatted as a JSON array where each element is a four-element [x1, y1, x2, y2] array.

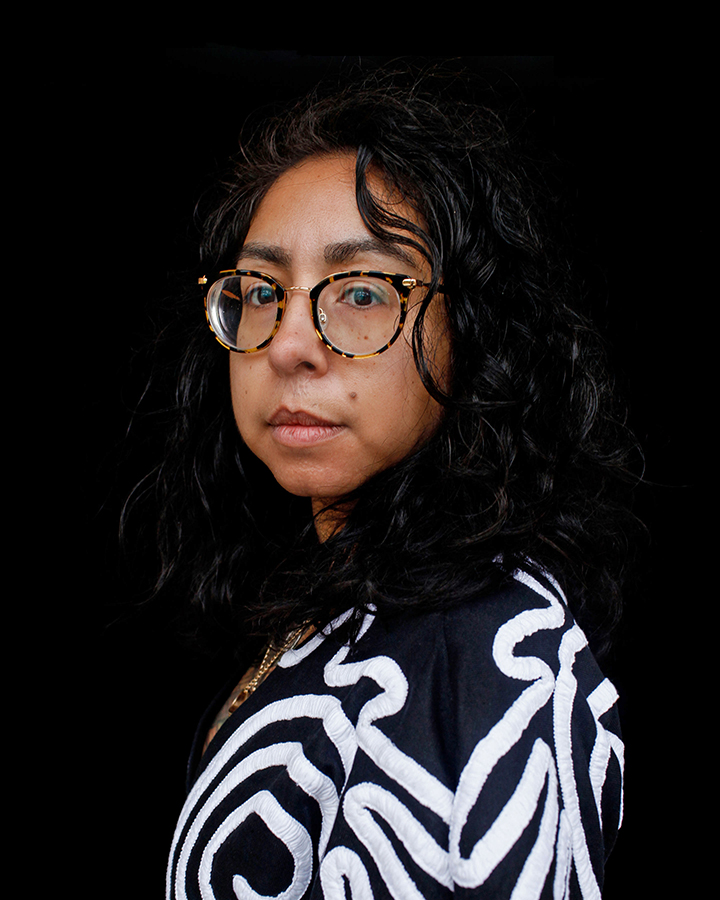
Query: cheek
[[229, 358, 257, 437], [367, 354, 442, 446], [394, 330, 448, 437]]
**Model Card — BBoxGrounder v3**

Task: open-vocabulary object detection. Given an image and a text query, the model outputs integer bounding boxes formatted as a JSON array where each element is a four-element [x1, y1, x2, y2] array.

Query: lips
[[268, 407, 344, 446], [269, 408, 338, 427]]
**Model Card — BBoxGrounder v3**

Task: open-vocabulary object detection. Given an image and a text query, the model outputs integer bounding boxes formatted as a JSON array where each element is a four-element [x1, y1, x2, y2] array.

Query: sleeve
[[314, 572, 624, 899]]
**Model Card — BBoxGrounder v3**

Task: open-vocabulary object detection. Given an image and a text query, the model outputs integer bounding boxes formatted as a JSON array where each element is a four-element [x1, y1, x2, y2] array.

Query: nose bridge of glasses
[[275, 284, 319, 340], [280, 285, 316, 321]]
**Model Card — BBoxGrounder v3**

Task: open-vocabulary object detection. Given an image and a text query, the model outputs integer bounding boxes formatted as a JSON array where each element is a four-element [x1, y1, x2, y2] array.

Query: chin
[[269, 466, 363, 504]]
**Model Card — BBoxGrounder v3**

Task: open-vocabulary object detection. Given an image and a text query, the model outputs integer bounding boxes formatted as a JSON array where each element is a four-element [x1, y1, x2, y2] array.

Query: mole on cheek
[[349, 392, 357, 400]]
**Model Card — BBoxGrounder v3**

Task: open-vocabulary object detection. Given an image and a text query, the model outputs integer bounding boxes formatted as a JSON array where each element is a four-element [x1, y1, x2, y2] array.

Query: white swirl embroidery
[[168, 574, 623, 899]]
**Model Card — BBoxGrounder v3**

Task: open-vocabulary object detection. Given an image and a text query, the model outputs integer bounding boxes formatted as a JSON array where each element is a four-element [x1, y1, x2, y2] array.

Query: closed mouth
[[268, 408, 340, 427], [268, 408, 345, 446]]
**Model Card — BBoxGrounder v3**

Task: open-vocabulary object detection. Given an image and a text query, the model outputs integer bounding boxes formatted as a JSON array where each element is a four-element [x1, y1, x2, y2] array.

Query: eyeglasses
[[201, 269, 437, 359]]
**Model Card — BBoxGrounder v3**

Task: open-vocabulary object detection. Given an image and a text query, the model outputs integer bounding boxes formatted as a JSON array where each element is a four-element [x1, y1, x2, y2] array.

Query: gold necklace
[[227, 625, 313, 713]]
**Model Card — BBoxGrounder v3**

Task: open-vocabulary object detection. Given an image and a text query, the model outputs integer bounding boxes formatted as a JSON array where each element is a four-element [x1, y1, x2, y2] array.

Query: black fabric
[[167, 570, 622, 898]]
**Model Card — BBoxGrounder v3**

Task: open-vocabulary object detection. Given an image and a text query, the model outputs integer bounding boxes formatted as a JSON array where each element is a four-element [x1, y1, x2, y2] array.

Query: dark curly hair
[[131, 69, 641, 662]]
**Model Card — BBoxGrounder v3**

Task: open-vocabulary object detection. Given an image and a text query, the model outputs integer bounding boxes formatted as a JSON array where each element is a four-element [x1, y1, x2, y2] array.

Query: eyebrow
[[237, 237, 417, 271]]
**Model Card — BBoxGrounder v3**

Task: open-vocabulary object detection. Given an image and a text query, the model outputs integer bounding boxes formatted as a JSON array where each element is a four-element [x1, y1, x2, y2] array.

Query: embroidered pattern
[[167, 572, 623, 899]]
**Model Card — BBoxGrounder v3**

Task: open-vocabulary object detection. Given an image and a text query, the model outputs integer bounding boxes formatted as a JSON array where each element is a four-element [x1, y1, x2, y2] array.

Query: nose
[[266, 288, 329, 375]]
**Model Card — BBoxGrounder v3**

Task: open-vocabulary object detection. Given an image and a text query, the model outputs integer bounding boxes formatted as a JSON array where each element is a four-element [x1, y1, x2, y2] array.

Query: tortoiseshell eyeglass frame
[[200, 269, 441, 359]]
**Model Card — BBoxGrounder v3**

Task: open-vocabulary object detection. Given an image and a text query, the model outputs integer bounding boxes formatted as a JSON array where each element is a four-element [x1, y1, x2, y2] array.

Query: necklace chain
[[227, 625, 312, 713]]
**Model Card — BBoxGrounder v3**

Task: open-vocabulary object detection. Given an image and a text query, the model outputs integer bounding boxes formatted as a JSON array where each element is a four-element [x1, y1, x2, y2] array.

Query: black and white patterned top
[[166, 569, 623, 899]]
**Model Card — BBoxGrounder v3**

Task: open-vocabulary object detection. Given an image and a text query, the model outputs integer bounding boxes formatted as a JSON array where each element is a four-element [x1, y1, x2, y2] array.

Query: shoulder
[[370, 567, 608, 704], [339, 565, 622, 792]]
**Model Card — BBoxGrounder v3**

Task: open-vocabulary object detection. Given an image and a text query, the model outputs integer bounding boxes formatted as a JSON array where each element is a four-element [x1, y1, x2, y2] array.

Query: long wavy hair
[[129, 69, 641, 661]]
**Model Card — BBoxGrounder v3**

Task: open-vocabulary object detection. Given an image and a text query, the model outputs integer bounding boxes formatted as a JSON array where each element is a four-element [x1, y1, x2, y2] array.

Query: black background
[[70, 51, 703, 897]]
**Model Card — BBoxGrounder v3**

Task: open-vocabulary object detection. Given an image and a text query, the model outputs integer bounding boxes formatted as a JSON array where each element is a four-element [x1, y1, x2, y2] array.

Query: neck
[[312, 498, 350, 542]]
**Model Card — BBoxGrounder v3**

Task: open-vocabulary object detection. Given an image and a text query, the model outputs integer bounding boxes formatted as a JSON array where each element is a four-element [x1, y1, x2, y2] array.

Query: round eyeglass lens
[[208, 274, 280, 351], [317, 276, 402, 355]]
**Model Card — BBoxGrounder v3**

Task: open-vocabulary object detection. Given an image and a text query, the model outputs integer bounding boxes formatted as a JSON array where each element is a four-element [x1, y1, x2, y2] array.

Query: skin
[[229, 153, 450, 540]]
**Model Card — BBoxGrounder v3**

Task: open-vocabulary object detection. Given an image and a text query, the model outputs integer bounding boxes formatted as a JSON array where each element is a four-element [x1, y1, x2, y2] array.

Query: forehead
[[248, 154, 361, 235], [240, 153, 423, 271], [265, 152, 358, 199]]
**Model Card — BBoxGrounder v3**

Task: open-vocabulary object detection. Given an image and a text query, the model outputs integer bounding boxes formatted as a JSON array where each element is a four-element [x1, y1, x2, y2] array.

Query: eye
[[243, 281, 277, 307], [336, 280, 390, 309]]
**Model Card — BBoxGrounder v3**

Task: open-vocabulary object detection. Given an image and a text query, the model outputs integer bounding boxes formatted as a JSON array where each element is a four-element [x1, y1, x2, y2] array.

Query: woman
[[158, 73, 635, 898]]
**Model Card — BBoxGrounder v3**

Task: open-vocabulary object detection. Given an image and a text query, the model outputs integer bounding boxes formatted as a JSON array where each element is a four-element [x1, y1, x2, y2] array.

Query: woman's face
[[229, 153, 450, 519]]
